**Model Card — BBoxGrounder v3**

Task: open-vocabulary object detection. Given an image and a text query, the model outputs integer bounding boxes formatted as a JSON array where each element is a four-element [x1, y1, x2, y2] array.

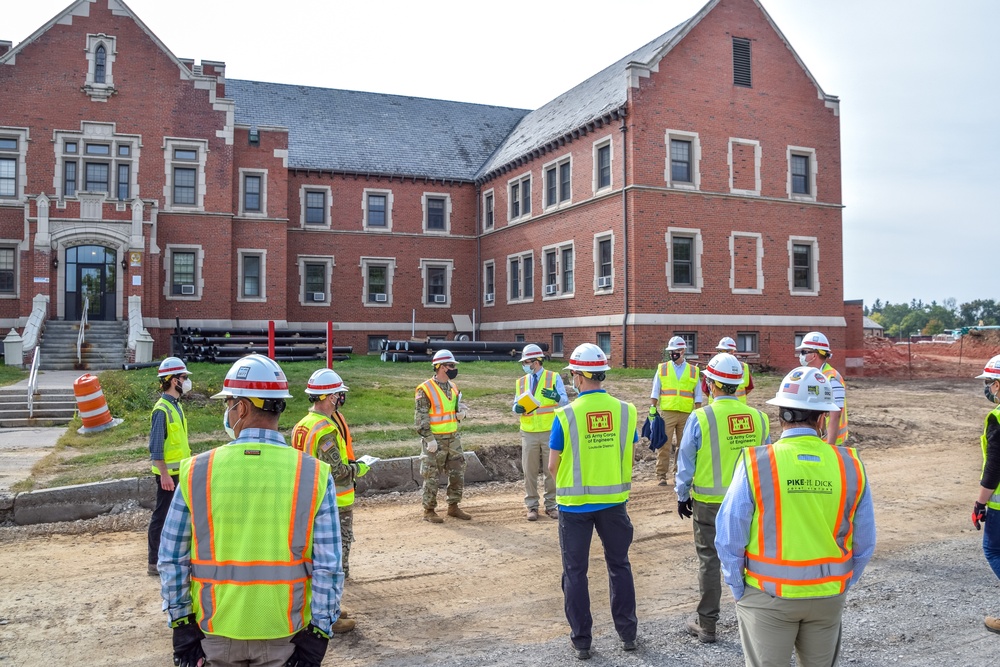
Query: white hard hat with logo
[[564, 343, 611, 373], [305, 368, 348, 396], [976, 354, 1000, 381], [703, 353, 744, 385], [716, 337, 738, 352], [211, 354, 293, 400], [158, 357, 191, 378], [665, 336, 687, 351], [519, 344, 545, 363], [795, 331, 832, 357], [766, 366, 840, 412], [431, 349, 458, 366]]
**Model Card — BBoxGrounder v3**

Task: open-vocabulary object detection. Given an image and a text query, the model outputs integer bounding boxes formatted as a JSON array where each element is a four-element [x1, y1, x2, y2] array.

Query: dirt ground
[[1, 375, 998, 666]]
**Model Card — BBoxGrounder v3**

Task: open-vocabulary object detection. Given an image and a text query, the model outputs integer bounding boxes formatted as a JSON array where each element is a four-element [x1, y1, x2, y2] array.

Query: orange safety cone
[[73, 374, 123, 434]]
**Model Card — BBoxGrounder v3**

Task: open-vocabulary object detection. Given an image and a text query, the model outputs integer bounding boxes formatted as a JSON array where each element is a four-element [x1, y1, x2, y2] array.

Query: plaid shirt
[[158, 428, 343, 635]]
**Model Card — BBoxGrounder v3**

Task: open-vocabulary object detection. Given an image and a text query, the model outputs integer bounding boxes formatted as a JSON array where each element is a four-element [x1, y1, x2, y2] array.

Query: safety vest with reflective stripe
[[179, 444, 330, 639], [516, 370, 560, 433], [151, 397, 190, 475], [821, 362, 849, 444], [417, 379, 459, 435], [291, 411, 354, 507], [554, 392, 637, 506], [331, 410, 355, 461], [982, 405, 1000, 510], [742, 435, 866, 599], [657, 362, 699, 412], [690, 400, 768, 504], [706, 362, 751, 405]]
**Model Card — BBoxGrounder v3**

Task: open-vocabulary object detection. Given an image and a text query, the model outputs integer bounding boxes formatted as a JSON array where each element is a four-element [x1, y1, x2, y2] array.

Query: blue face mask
[[522, 364, 533, 374], [986, 381, 999, 404], [223, 402, 242, 439]]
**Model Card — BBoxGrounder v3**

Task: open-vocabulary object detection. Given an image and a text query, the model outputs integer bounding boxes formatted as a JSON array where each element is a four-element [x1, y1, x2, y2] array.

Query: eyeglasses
[[442, 363, 457, 369]]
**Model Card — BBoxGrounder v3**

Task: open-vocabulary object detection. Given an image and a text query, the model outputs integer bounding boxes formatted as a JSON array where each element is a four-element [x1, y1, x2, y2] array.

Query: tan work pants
[[521, 429, 556, 510], [736, 586, 845, 667], [655, 410, 690, 479]]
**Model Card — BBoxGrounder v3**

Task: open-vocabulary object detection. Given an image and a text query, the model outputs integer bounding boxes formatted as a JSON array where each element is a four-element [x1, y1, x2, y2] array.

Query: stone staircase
[[39, 320, 127, 371], [0, 386, 77, 427]]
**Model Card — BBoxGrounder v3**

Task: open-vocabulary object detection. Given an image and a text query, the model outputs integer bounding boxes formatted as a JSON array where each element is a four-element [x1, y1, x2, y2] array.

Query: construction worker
[[796, 331, 848, 445], [675, 353, 770, 644], [703, 337, 753, 404], [650, 336, 703, 485], [513, 343, 568, 521], [146, 357, 192, 577], [415, 349, 472, 523], [291, 368, 369, 634], [716, 366, 875, 667], [971, 354, 1000, 634], [549, 343, 638, 659], [159, 354, 343, 667]]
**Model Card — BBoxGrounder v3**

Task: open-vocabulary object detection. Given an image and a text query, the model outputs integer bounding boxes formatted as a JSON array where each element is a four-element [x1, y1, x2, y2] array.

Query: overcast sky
[[6, 0, 997, 309]]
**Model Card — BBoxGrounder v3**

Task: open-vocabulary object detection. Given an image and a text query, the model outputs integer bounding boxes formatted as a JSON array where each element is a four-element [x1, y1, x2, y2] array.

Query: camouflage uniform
[[415, 379, 466, 510], [315, 429, 357, 578]]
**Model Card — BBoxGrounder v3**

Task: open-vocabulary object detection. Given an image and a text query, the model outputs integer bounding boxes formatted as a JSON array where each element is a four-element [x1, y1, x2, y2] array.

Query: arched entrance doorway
[[65, 245, 117, 321]]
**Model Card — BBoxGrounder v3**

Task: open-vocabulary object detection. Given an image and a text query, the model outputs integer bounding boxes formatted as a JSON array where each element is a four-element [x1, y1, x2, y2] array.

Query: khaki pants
[[655, 410, 690, 479], [521, 430, 556, 510], [202, 635, 294, 667], [736, 586, 845, 667]]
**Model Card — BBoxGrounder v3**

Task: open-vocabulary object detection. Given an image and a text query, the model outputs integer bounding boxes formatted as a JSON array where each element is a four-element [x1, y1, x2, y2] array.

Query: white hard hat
[[158, 357, 191, 378], [703, 353, 744, 385], [666, 336, 687, 351], [211, 354, 293, 400], [766, 366, 840, 412], [716, 337, 738, 352], [432, 349, 458, 365], [564, 343, 611, 373], [305, 368, 348, 396], [795, 331, 833, 357], [519, 344, 545, 363], [976, 354, 1000, 381]]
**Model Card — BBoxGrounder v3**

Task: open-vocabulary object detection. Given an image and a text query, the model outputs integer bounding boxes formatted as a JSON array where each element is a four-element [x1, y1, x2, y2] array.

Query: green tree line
[[865, 298, 1000, 337]]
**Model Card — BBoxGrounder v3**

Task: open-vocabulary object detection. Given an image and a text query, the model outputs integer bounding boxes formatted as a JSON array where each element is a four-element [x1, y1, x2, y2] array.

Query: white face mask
[[223, 403, 241, 440], [522, 364, 533, 374], [181, 378, 192, 395], [799, 353, 811, 366]]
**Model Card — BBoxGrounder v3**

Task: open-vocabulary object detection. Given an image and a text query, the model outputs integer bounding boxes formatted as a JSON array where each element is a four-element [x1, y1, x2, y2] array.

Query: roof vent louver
[[733, 38, 752, 88]]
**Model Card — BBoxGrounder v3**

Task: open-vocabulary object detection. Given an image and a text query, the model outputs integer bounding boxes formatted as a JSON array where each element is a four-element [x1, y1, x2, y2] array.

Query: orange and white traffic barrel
[[73, 374, 123, 434]]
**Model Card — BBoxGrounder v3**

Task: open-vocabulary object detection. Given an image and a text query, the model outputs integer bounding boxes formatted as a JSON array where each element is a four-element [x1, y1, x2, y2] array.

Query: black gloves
[[171, 614, 205, 667], [973, 501, 987, 530], [285, 624, 330, 667], [677, 499, 693, 519]]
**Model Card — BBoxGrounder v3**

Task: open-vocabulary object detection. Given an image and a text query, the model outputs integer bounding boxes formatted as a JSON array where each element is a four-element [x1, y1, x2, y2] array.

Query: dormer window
[[83, 34, 117, 101], [94, 45, 107, 84]]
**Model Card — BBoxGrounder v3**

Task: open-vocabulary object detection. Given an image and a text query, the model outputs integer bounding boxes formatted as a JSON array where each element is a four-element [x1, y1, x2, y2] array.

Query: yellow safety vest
[[554, 392, 637, 507], [516, 370, 560, 433], [821, 362, 848, 444], [982, 405, 1000, 511], [657, 362, 699, 412], [151, 396, 190, 475], [416, 378, 459, 435], [706, 362, 751, 405], [742, 435, 866, 599], [291, 411, 354, 507], [179, 444, 330, 639], [690, 399, 768, 503]]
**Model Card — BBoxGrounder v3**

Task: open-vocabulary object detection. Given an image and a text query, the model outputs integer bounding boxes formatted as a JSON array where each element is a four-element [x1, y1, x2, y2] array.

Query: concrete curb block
[[7, 451, 493, 526]]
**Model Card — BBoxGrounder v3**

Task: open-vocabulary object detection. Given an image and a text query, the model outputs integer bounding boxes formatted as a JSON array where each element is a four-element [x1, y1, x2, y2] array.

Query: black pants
[[558, 503, 637, 649], [147, 474, 178, 565]]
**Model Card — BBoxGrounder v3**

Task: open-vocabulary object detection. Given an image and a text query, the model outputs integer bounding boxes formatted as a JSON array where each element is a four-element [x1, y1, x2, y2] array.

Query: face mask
[[337, 393, 347, 407], [670, 352, 682, 361], [180, 378, 192, 395], [799, 353, 811, 366], [522, 364, 533, 374], [446, 368, 459, 380], [986, 382, 999, 404], [223, 402, 242, 440]]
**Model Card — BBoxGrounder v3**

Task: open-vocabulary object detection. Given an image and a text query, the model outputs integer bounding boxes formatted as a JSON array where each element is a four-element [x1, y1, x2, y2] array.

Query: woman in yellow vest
[[147, 357, 192, 577], [716, 366, 875, 667], [972, 354, 1000, 634]]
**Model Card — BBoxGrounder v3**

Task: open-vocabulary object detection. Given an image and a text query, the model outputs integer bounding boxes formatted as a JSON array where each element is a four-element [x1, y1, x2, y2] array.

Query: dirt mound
[[863, 335, 996, 378]]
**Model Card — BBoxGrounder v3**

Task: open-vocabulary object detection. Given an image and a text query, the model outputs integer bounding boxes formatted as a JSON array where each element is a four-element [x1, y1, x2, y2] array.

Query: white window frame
[[483, 260, 495, 307], [0, 242, 20, 299], [593, 231, 614, 294], [164, 244, 204, 301], [298, 255, 335, 307], [506, 251, 534, 304], [543, 154, 573, 210], [675, 332, 698, 357], [729, 231, 764, 295], [666, 228, 703, 293], [507, 172, 531, 223], [236, 248, 267, 302], [300, 184, 332, 228], [163, 138, 208, 211], [421, 192, 452, 235], [664, 130, 701, 191], [541, 240, 575, 300], [482, 188, 494, 231], [728, 138, 761, 196], [238, 168, 268, 217], [361, 256, 396, 308], [83, 34, 117, 101], [592, 137, 613, 194], [419, 258, 454, 308], [0, 127, 29, 202], [363, 188, 393, 231], [788, 236, 819, 296], [53, 123, 139, 201], [787, 146, 818, 202]]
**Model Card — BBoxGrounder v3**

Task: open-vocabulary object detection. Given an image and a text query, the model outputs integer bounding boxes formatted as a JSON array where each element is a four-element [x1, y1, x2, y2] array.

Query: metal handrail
[[77, 296, 89, 364], [27, 347, 40, 418]]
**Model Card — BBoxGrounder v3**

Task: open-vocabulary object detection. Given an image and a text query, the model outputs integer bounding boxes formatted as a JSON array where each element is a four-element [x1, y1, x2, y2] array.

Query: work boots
[[685, 619, 717, 643], [986, 616, 1000, 634], [423, 508, 444, 524], [447, 504, 472, 520], [331, 617, 356, 634]]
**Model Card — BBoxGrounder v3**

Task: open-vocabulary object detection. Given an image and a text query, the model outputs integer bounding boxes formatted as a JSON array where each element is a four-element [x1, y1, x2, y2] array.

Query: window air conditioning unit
[[544, 284, 558, 296], [180, 284, 195, 295], [433, 294, 447, 303], [597, 276, 612, 288], [373, 293, 388, 302], [484, 292, 494, 303], [311, 292, 326, 302]]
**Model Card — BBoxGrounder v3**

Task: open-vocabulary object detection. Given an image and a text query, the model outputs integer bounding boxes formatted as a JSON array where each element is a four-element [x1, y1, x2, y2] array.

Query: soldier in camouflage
[[415, 349, 471, 523]]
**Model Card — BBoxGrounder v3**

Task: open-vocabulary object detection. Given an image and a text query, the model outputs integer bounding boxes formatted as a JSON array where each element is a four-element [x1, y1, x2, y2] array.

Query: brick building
[[0, 0, 860, 369]]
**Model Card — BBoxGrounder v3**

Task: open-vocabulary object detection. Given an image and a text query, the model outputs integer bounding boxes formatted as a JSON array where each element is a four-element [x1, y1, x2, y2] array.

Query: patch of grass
[[0, 365, 27, 388]]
